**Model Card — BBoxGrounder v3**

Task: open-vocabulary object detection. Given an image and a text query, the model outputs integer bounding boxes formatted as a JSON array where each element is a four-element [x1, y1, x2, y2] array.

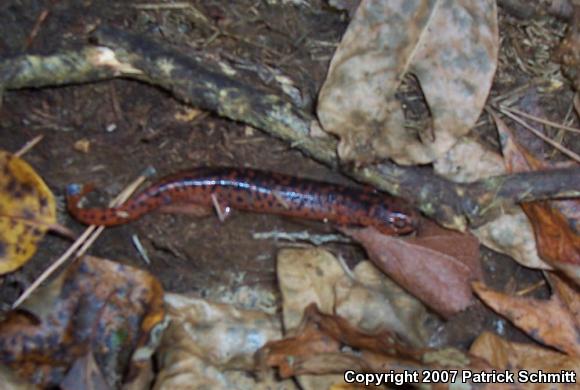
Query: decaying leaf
[[0, 256, 165, 388], [0, 151, 56, 274], [277, 248, 435, 389], [277, 248, 433, 346], [259, 304, 494, 387], [434, 137, 506, 183], [547, 272, 580, 323], [493, 112, 580, 282], [470, 332, 580, 390], [473, 212, 551, 270], [60, 352, 110, 390], [473, 281, 580, 356], [522, 202, 580, 284], [343, 223, 482, 318], [317, 0, 498, 165], [154, 294, 294, 390]]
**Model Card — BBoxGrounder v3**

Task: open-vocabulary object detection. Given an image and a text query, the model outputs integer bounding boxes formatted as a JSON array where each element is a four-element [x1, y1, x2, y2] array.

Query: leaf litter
[[1, 1, 580, 389], [318, 0, 499, 165]]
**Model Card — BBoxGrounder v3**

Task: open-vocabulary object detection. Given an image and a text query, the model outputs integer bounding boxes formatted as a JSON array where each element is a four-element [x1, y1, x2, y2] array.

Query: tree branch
[[1, 26, 578, 230]]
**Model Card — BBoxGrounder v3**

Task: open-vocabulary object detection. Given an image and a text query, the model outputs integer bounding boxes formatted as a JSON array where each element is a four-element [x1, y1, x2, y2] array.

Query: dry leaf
[[60, 353, 110, 390], [547, 272, 580, 323], [277, 248, 433, 345], [473, 212, 551, 270], [259, 304, 495, 388], [470, 332, 580, 390], [493, 112, 580, 282], [317, 0, 498, 165], [0, 256, 165, 388], [0, 151, 56, 273], [154, 294, 293, 390], [434, 138, 505, 183], [343, 225, 482, 317], [522, 202, 580, 284], [277, 248, 434, 389], [473, 281, 580, 356]]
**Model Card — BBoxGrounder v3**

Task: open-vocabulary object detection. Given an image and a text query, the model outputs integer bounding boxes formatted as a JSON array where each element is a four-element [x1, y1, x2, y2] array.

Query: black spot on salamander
[[39, 196, 48, 209], [31, 228, 43, 237], [0, 241, 5, 258]]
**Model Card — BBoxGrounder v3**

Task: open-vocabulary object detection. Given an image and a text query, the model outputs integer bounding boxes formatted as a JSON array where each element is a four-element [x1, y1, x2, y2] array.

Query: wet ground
[[0, 0, 558, 350]]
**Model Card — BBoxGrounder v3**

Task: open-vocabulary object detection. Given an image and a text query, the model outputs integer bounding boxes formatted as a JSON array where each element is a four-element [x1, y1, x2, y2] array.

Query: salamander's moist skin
[[67, 167, 419, 235]]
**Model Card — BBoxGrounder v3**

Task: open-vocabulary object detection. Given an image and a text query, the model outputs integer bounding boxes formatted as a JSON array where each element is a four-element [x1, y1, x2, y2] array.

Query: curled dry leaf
[[317, 0, 498, 165], [342, 223, 482, 318], [473, 212, 551, 270], [259, 304, 494, 387], [277, 248, 433, 345], [432, 126, 552, 270], [0, 256, 165, 388], [0, 151, 56, 274], [472, 281, 580, 356], [470, 332, 580, 390], [277, 248, 434, 390], [493, 112, 580, 282], [154, 294, 293, 390]]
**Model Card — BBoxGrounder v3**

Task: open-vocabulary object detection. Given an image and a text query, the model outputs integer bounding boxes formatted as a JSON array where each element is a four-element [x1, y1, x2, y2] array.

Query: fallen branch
[[1, 26, 578, 230]]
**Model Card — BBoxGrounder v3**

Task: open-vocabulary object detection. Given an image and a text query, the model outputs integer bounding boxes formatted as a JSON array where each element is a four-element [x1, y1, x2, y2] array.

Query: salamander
[[66, 167, 418, 235]]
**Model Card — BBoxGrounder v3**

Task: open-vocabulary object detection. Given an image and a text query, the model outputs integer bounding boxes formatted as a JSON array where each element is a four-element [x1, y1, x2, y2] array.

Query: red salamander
[[66, 167, 418, 235]]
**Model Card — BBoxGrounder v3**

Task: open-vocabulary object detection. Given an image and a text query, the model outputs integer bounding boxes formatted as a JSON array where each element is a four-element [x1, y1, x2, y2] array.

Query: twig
[[14, 135, 44, 157], [500, 105, 580, 134], [252, 230, 352, 245], [2, 28, 579, 230], [497, 106, 580, 163], [12, 167, 155, 308]]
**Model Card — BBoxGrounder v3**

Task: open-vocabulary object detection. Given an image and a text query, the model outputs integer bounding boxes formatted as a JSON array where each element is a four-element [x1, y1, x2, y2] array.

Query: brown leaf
[[343, 225, 482, 317], [0, 256, 165, 388], [277, 248, 433, 347], [260, 304, 495, 387], [493, 112, 580, 282], [547, 272, 580, 323], [317, 0, 498, 165], [521, 202, 580, 284], [470, 332, 580, 390], [473, 281, 580, 356]]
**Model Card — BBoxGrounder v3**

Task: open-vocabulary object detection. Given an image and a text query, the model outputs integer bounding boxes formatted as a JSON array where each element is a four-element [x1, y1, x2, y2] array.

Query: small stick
[[14, 135, 44, 157], [500, 106, 580, 134], [497, 107, 580, 163], [131, 234, 151, 265], [515, 280, 546, 296], [12, 167, 155, 308], [211, 193, 230, 222], [24, 9, 50, 50]]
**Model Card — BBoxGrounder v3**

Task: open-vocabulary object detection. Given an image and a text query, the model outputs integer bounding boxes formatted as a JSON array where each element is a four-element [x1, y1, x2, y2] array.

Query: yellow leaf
[[0, 151, 56, 274]]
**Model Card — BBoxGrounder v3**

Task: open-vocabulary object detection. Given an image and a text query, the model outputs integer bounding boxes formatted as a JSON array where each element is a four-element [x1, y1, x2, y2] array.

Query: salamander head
[[369, 202, 419, 235]]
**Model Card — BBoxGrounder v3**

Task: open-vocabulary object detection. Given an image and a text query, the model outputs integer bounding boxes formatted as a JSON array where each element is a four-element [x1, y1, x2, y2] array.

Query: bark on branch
[[1, 26, 579, 230]]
